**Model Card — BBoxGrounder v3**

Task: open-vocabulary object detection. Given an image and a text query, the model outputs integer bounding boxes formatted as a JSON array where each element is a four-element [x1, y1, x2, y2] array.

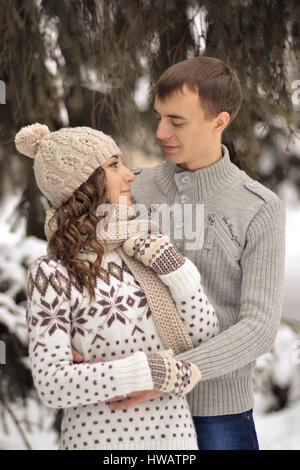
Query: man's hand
[[107, 390, 163, 409], [72, 349, 103, 365], [72, 349, 84, 363]]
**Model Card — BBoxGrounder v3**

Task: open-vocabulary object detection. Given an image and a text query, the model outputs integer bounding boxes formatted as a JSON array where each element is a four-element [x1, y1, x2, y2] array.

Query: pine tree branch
[[0, 394, 32, 450]]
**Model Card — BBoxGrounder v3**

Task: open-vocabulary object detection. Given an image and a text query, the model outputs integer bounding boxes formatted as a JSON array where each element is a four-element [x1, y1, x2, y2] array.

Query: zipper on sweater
[[204, 212, 239, 259], [204, 213, 215, 251]]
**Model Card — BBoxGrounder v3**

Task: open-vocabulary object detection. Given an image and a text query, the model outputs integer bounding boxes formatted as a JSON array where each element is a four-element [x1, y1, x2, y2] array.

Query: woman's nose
[[124, 170, 136, 182]]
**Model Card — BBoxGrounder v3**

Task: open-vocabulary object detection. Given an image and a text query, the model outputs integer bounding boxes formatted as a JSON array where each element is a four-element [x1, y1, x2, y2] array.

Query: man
[[74, 56, 286, 450]]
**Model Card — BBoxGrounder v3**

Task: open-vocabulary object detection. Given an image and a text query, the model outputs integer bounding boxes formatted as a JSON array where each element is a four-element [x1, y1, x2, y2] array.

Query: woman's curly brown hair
[[48, 166, 109, 300]]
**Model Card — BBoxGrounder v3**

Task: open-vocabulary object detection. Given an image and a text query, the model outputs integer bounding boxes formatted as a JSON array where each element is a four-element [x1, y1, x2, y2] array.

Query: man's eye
[[171, 121, 183, 127]]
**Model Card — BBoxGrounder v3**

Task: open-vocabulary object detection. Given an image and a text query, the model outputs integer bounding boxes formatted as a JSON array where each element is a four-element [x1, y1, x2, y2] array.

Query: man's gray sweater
[[131, 145, 286, 416]]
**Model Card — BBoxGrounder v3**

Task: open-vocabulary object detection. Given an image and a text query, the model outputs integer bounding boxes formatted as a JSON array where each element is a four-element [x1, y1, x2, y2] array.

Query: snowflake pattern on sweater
[[26, 249, 218, 450]]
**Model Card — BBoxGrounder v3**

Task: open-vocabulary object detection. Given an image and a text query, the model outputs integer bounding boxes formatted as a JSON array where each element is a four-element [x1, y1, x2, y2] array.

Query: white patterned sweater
[[26, 249, 219, 450]]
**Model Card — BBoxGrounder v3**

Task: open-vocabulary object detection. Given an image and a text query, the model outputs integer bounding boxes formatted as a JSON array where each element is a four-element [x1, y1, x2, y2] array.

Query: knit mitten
[[123, 233, 185, 275], [147, 349, 201, 397]]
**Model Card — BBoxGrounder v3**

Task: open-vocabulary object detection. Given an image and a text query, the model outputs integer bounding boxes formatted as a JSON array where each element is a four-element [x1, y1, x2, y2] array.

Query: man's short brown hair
[[155, 56, 243, 123]]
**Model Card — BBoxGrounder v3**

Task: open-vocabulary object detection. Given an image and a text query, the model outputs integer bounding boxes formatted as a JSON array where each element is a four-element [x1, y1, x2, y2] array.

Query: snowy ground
[[282, 205, 300, 323], [0, 398, 58, 450], [254, 400, 300, 450]]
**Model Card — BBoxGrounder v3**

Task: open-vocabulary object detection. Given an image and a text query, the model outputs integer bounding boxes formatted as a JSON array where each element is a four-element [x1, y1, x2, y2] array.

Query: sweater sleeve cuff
[[157, 257, 201, 299], [114, 351, 154, 395]]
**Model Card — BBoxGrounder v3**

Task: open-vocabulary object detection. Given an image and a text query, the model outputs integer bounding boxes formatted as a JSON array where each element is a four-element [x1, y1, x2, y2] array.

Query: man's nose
[[156, 120, 172, 141]]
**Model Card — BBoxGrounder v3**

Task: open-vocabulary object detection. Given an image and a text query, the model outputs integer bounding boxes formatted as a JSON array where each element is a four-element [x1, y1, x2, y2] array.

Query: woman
[[15, 123, 219, 450]]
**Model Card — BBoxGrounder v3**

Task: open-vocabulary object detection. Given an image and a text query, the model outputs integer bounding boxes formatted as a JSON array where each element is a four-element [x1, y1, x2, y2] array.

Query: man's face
[[154, 85, 219, 170]]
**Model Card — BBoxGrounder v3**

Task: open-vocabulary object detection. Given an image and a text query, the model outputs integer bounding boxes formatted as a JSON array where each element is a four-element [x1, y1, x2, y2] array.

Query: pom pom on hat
[[15, 123, 50, 158]]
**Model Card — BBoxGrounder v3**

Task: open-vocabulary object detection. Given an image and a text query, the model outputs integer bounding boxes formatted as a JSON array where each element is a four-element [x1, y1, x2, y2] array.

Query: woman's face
[[102, 155, 136, 206]]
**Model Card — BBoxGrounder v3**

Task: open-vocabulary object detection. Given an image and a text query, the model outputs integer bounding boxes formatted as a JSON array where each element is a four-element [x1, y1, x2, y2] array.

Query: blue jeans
[[193, 410, 259, 450]]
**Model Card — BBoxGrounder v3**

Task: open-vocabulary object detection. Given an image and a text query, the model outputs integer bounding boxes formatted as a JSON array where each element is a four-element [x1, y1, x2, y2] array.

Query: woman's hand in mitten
[[123, 232, 185, 275], [146, 349, 201, 397]]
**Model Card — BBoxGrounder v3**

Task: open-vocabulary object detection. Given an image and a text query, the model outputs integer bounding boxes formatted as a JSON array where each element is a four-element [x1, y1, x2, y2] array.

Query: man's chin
[[165, 151, 183, 164]]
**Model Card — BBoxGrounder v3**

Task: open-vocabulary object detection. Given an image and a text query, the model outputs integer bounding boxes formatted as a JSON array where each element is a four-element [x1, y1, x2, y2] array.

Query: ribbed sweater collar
[[155, 145, 240, 201]]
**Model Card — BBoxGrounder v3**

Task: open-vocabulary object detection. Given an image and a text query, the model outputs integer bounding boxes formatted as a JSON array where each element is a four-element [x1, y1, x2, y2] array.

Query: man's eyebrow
[[153, 108, 187, 120]]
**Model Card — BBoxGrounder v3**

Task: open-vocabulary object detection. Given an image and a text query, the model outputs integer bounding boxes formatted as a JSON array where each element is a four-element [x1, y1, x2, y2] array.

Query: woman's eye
[[110, 161, 118, 168]]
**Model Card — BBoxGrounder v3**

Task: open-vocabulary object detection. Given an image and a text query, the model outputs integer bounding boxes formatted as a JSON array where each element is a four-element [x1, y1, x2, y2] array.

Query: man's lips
[[163, 145, 179, 152]]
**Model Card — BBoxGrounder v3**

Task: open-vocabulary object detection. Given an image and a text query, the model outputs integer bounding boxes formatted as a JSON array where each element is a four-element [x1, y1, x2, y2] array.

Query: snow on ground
[[254, 400, 300, 450], [282, 204, 300, 323], [0, 397, 58, 450]]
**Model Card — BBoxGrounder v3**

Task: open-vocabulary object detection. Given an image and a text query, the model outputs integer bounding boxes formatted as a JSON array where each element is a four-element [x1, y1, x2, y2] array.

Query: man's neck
[[178, 143, 223, 171]]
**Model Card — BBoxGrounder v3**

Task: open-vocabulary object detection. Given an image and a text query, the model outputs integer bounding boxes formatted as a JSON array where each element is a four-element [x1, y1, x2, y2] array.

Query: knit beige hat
[[15, 123, 122, 207]]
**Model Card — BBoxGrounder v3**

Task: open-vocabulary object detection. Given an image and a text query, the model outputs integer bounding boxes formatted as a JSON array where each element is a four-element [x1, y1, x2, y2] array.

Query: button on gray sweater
[[131, 145, 286, 416]]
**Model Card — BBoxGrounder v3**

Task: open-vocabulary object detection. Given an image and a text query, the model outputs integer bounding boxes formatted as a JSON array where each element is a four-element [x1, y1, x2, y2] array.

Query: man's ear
[[212, 111, 230, 134]]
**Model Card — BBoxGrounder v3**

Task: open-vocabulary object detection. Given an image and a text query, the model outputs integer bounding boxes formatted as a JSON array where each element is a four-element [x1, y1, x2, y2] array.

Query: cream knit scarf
[[45, 204, 193, 355]]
